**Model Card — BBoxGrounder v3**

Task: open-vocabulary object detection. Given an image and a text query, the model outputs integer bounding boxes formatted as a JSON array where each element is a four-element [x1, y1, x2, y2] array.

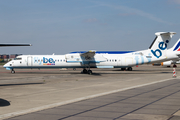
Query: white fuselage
[[4, 49, 179, 70]]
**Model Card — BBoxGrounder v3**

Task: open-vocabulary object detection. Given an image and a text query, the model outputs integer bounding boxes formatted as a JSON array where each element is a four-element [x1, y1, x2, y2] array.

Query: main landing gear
[[82, 63, 93, 75], [127, 67, 133, 71], [82, 68, 92, 75], [121, 67, 133, 71], [11, 69, 15, 74], [173, 64, 177, 68]]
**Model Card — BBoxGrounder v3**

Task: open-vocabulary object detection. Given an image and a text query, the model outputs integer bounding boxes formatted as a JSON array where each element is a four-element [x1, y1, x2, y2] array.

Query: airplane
[[0, 44, 31, 47], [3, 32, 179, 74], [152, 38, 180, 67], [152, 60, 179, 67], [152, 60, 174, 67]]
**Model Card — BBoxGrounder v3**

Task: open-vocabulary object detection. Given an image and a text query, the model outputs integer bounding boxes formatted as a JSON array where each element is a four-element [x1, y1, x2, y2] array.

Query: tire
[[88, 70, 92, 75], [127, 67, 132, 71], [173, 64, 177, 68], [11, 70, 15, 74], [121, 68, 126, 71], [82, 69, 88, 74]]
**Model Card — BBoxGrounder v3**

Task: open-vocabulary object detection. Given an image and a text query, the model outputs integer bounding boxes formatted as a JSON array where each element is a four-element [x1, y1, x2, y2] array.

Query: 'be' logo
[[151, 40, 169, 58]]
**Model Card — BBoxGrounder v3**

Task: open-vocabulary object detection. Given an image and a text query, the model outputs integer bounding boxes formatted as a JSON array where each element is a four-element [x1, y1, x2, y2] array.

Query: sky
[[1, 0, 180, 55]]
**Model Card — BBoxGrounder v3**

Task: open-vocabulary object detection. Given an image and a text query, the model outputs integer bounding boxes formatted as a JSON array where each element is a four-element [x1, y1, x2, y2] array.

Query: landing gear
[[173, 64, 177, 68], [121, 67, 133, 71], [11, 69, 15, 74], [127, 67, 132, 71], [87, 70, 92, 75], [121, 68, 126, 71], [81, 63, 93, 75], [82, 69, 88, 74], [81, 68, 93, 75]]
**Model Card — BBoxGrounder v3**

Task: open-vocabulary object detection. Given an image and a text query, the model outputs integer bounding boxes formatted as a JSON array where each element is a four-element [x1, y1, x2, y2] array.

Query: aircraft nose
[[3, 62, 11, 68], [3, 63, 8, 68], [3, 62, 13, 70]]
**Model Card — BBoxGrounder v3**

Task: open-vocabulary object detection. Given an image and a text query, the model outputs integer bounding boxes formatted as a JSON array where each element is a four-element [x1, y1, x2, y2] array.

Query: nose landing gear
[[11, 69, 15, 74]]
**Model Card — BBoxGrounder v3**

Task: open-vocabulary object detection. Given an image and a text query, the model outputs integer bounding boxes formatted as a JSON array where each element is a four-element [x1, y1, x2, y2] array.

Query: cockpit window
[[14, 57, 22, 60]]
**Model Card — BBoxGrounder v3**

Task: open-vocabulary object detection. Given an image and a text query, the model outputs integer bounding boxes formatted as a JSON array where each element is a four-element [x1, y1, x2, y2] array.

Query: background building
[[0, 54, 22, 62]]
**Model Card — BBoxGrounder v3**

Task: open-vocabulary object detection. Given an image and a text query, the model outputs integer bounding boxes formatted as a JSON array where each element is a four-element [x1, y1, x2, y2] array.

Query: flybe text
[[43, 57, 55, 65], [43, 57, 55, 63], [34, 57, 56, 65]]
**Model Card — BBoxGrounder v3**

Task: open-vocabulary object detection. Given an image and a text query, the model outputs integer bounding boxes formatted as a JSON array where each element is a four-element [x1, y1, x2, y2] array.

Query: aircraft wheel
[[82, 69, 88, 74], [11, 70, 15, 74], [88, 70, 92, 75], [121, 68, 126, 71], [173, 64, 177, 68], [127, 67, 132, 71]]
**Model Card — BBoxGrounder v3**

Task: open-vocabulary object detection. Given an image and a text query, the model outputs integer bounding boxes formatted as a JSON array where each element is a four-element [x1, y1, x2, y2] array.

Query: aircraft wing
[[0, 44, 31, 47], [66, 50, 106, 63], [80, 50, 96, 60]]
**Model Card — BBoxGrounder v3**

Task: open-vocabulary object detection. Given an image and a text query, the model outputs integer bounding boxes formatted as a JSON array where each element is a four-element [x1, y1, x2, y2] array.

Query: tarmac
[[0, 65, 180, 120]]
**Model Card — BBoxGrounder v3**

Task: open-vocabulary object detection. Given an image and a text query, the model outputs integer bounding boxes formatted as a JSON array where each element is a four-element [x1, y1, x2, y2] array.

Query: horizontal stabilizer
[[149, 32, 176, 49], [155, 32, 176, 36]]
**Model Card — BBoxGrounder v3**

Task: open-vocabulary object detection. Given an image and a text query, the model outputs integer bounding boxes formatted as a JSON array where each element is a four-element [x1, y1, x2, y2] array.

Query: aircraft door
[[117, 57, 122, 66], [118, 57, 133, 66], [27, 56, 32, 66], [125, 57, 133, 65]]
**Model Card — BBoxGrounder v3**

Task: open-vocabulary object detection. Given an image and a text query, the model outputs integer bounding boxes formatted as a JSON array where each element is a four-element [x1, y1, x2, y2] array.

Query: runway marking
[[0, 77, 177, 120]]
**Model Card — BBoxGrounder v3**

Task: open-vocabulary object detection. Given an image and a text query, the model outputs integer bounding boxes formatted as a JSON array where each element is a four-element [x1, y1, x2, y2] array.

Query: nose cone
[[3, 63, 8, 68], [3, 62, 13, 70]]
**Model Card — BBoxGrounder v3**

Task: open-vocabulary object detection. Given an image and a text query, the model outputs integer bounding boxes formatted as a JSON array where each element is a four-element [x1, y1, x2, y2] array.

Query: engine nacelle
[[152, 61, 172, 66], [161, 61, 172, 66]]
